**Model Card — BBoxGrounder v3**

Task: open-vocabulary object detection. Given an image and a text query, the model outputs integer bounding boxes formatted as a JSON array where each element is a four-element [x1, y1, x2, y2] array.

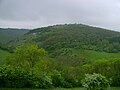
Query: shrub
[[0, 65, 31, 88], [0, 65, 53, 88], [81, 73, 110, 90], [89, 58, 120, 86], [50, 70, 65, 87], [31, 73, 52, 88]]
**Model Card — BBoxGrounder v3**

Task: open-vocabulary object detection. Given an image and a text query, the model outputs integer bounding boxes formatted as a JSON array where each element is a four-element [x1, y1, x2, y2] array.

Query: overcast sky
[[0, 0, 120, 31]]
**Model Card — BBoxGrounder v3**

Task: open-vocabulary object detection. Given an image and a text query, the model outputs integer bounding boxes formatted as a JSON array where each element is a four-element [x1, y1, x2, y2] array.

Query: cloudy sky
[[0, 0, 120, 31]]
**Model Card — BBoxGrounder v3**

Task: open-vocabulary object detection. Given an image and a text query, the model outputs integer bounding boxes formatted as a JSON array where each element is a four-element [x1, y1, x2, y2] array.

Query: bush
[[89, 58, 120, 86], [0, 65, 53, 88], [31, 73, 52, 88], [81, 73, 110, 90], [50, 70, 65, 87], [0, 65, 31, 88]]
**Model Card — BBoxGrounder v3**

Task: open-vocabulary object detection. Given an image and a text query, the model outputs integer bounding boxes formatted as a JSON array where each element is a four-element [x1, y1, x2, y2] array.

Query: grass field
[[0, 49, 11, 65], [72, 49, 120, 61], [0, 87, 120, 90]]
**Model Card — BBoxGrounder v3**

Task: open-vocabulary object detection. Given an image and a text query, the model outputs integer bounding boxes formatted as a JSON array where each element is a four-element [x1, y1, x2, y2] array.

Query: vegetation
[[0, 28, 29, 65], [0, 49, 10, 65], [0, 28, 29, 44], [1, 87, 120, 90], [81, 73, 110, 90], [0, 44, 53, 88], [0, 24, 120, 89], [0, 44, 120, 89], [7, 24, 120, 55], [7, 44, 47, 69]]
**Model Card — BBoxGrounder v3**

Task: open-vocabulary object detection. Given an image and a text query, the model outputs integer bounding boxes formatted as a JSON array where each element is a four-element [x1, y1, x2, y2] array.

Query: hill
[[1, 24, 120, 67], [1, 24, 120, 88], [7, 24, 120, 56], [0, 28, 29, 44], [0, 28, 29, 64]]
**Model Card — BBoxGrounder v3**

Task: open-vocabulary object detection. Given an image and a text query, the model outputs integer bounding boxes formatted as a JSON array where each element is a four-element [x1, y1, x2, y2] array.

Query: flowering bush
[[81, 73, 110, 90]]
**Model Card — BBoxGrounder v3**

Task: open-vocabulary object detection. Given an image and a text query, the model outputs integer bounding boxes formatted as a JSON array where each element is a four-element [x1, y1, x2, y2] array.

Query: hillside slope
[[7, 24, 120, 57], [0, 49, 11, 65], [0, 28, 29, 44], [0, 28, 30, 65]]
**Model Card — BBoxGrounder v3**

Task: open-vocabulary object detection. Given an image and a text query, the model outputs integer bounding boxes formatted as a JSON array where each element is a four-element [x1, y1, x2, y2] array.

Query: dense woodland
[[0, 24, 120, 89], [7, 24, 120, 55]]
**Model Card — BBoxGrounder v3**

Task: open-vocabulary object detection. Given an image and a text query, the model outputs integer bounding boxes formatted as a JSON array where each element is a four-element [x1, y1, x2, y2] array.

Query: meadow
[[71, 49, 120, 61], [0, 49, 10, 65]]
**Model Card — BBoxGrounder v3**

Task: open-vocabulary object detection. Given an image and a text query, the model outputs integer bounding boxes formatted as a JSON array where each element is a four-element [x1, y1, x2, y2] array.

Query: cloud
[[0, 0, 120, 31]]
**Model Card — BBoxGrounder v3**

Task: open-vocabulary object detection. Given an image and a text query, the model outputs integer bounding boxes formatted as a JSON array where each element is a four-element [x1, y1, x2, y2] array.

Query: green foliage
[[30, 73, 52, 88], [1, 87, 120, 90], [62, 67, 81, 88], [7, 24, 120, 58], [83, 58, 120, 87], [0, 44, 54, 88], [50, 70, 65, 87], [0, 65, 53, 88], [107, 59, 120, 86], [0, 65, 31, 88], [7, 44, 47, 69], [81, 73, 110, 90], [1, 23, 120, 90]]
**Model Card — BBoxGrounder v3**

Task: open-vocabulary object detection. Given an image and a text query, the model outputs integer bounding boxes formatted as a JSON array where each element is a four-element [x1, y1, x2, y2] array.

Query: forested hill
[[0, 28, 29, 44], [7, 24, 120, 56]]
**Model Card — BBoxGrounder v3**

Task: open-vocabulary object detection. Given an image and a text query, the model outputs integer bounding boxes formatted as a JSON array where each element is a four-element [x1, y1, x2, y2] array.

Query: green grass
[[0, 87, 120, 90], [0, 49, 11, 65], [54, 48, 120, 62], [72, 49, 120, 61]]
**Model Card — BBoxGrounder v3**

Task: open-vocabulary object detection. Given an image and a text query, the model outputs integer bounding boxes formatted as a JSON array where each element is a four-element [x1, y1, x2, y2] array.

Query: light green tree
[[7, 44, 47, 69]]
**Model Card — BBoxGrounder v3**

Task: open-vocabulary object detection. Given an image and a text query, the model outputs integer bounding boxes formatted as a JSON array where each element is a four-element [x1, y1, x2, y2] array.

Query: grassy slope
[[53, 48, 120, 62], [73, 49, 120, 61], [0, 49, 11, 65], [0, 87, 120, 90]]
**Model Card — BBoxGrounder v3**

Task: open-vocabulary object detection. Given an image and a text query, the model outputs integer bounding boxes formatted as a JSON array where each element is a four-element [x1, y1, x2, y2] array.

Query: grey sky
[[0, 0, 120, 31]]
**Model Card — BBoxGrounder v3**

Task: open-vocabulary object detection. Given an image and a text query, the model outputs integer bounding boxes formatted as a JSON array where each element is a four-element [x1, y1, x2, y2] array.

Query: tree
[[7, 44, 47, 69]]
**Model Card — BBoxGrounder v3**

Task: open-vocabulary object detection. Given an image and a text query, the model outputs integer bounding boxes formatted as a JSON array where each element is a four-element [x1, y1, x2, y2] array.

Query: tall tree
[[7, 44, 47, 69]]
